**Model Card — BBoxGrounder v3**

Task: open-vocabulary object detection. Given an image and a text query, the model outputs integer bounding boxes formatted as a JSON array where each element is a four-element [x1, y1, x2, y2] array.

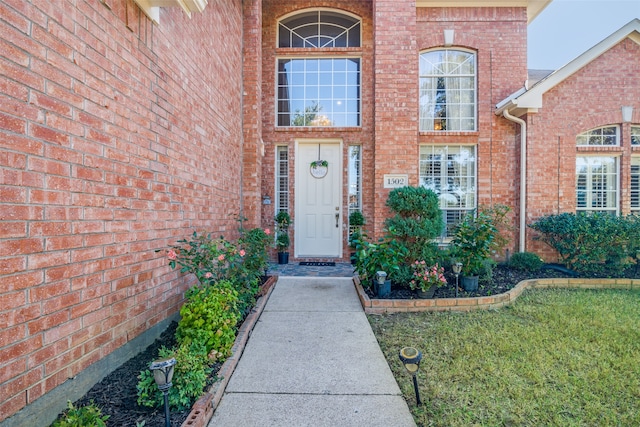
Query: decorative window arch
[[278, 9, 361, 48], [576, 125, 619, 146], [419, 49, 477, 132]]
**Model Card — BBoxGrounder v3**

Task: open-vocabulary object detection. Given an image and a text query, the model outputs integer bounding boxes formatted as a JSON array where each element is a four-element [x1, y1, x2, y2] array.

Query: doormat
[[299, 262, 336, 267]]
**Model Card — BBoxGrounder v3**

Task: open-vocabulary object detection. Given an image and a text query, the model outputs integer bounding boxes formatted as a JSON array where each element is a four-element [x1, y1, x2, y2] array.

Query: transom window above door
[[278, 10, 361, 48], [277, 58, 361, 127]]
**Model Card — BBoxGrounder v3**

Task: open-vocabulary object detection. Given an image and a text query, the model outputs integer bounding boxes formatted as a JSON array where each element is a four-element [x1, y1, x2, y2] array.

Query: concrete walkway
[[209, 276, 416, 426]]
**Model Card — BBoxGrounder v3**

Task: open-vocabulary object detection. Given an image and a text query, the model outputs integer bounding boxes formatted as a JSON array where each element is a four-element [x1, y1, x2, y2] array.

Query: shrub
[[51, 401, 109, 427], [237, 227, 271, 281], [384, 186, 443, 265], [176, 280, 240, 359], [509, 252, 544, 272], [352, 236, 408, 286], [136, 343, 211, 411], [451, 205, 511, 276], [165, 231, 243, 285], [529, 213, 639, 275], [348, 210, 365, 227]]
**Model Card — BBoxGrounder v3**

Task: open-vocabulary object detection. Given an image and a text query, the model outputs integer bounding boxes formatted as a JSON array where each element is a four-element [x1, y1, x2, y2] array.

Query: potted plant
[[274, 211, 291, 265], [451, 205, 510, 291], [275, 233, 290, 264], [409, 261, 448, 298], [348, 211, 365, 264]]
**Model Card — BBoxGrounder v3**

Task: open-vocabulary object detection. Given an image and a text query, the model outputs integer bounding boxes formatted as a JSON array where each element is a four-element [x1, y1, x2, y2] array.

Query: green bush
[[136, 343, 211, 411], [451, 205, 511, 276], [352, 237, 408, 286], [509, 252, 544, 272], [51, 401, 109, 427], [529, 213, 639, 275], [176, 280, 240, 359], [384, 186, 443, 266]]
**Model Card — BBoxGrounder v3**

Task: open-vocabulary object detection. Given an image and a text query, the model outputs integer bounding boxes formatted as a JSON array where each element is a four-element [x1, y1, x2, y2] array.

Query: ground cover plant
[[369, 288, 640, 426], [52, 220, 272, 426]]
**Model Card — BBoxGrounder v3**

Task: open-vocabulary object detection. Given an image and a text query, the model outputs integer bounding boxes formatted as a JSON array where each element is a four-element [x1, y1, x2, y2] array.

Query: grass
[[369, 288, 640, 426]]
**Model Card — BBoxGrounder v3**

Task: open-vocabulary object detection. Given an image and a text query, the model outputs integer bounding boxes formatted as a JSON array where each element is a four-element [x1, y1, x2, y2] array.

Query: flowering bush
[[409, 261, 447, 292]]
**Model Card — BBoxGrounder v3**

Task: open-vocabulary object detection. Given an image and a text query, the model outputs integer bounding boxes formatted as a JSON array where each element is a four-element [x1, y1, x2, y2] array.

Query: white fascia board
[[497, 19, 640, 113], [132, 0, 208, 23], [414, 0, 552, 24]]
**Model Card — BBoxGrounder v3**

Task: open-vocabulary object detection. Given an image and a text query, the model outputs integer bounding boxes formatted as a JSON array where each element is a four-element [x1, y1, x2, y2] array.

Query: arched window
[[278, 10, 361, 48], [276, 10, 362, 128], [419, 49, 476, 132], [576, 125, 619, 146]]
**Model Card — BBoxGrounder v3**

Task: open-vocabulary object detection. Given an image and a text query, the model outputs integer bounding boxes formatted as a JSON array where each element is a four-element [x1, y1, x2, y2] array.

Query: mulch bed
[[74, 320, 195, 427], [67, 267, 639, 426], [366, 264, 640, 300]]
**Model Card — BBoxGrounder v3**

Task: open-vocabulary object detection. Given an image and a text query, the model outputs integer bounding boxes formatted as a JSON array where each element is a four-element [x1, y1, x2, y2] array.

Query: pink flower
[[218, 254, 225, 261], [239, 250, 246, 257], [265, 228, 271, 235], [167, 250, 177, 260], [205, 272, 213, 278]]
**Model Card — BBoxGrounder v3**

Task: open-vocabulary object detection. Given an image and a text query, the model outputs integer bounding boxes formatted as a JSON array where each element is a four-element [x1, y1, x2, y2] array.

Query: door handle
[[335, 212, 339, 228]]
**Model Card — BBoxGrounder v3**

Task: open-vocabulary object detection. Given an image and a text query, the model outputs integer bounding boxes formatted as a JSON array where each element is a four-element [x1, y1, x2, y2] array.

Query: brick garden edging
[[354, 275, 640, 315], [181, 275, 278, 427]]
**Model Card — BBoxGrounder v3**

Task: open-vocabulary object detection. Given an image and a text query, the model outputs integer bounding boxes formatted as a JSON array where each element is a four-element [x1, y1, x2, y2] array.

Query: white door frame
[[294, 138, 343, 258]]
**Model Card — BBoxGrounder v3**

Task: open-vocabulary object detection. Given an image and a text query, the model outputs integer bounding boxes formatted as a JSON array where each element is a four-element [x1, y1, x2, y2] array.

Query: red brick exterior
[[1, 0, 638, 423], [525, 38, 640, 259], [258, 2, 528, 256], [0, 0, 244, 422]]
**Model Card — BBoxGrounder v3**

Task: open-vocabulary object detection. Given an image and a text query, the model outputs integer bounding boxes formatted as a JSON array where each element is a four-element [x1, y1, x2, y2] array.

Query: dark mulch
[[366, 264, 640, 300], [74, 321, 195, 427]]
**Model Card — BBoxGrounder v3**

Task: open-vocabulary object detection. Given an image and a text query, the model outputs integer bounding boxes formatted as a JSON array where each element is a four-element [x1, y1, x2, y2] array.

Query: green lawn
[[369, 289, 640, 426]]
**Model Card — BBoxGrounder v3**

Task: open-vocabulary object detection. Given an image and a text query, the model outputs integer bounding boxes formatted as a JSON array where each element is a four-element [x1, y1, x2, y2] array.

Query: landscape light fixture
[[375, 271, 387, 286], [452, 262, 463, 298], [150, 357, 176, 427], [399, 347, 423, 405]]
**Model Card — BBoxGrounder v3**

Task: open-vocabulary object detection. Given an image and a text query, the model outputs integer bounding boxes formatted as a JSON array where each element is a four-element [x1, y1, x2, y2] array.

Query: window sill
[[576, 146, 623, 153], [419, 131, 478, 136], [275, 127, 362, 132]]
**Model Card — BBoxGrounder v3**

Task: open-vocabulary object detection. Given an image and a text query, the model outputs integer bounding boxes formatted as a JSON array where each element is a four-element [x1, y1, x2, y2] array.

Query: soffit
[[415, 0, 552, 23]]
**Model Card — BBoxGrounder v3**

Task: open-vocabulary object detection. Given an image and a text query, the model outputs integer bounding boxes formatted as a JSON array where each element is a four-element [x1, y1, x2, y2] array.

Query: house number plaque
[[383, 174, 408, 188]]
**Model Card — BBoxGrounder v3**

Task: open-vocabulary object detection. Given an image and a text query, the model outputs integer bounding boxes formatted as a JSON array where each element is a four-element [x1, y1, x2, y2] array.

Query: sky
[[528, 0, 640, 70]]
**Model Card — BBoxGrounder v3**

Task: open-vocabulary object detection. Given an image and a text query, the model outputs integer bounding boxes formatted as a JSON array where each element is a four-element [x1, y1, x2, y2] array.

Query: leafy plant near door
[[275, 211, 291, 264]]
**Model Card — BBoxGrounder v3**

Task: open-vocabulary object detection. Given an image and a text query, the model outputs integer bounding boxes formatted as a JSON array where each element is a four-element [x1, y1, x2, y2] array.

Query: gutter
[[502, 109, 527, 253]]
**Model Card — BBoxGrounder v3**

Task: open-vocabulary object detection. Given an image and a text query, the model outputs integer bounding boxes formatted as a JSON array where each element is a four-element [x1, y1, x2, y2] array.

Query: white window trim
[[631, 156, 640, 212], [275, 146, 289, 214], [419, 144, 477, 241], [576, 125, 620, 146], [274, 56, 362, 128], [575, 155, 620, 215], [419, 48, 477, 132], [277, 8, 362, 48]]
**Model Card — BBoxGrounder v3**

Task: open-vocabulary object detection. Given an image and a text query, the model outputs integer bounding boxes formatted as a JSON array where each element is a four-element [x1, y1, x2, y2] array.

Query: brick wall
[[0, 0, 245, 422], [258, 2, 527, 258], [525, 38, 640, 259]]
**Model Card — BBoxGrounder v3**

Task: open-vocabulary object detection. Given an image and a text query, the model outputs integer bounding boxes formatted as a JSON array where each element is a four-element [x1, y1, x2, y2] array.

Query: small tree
[[384, 186, 443, 265]]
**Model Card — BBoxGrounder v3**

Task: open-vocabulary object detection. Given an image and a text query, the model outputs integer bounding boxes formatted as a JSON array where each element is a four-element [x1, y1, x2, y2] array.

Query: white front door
[[295, 141, 342, 258]]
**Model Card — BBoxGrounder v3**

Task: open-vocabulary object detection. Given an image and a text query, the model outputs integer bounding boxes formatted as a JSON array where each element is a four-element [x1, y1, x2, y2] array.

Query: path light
[[452, 262, 463, 298], [150, 357, 176, 427], [399, 347, 423, 405]]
